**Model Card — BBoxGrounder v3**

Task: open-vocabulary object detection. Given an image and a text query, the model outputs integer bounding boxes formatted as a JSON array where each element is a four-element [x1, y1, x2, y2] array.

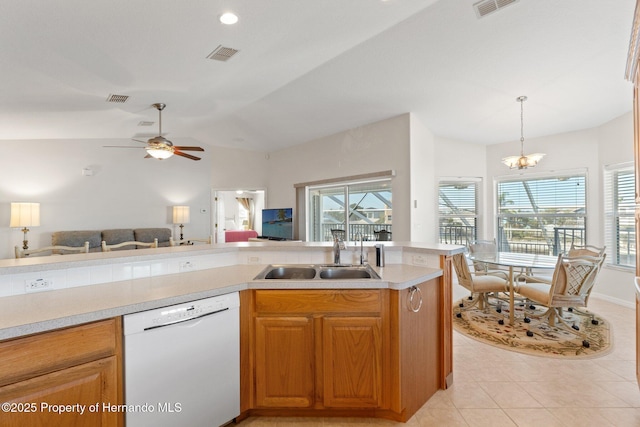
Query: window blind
[[438, 180, 479, 245], [604, 163, 635, 268], [496, 173, 586, 255]]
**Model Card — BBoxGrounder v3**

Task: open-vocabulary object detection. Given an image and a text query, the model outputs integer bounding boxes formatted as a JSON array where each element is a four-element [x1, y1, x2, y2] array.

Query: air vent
[[473, 0, 518, 18], [106, 94, 129, 103], [206, 45, 239, 62], [138, 121, 154, 126]]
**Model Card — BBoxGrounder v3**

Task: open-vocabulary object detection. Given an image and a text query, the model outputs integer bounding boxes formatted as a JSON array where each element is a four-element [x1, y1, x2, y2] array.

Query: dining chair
[[330, 229, 346, 242], [101, 238, 158, 251], [374, 230, 392, 241], [452, 252, 510, 320], [515, 253, 604, 347], [468, 239, 507, 277], [15, 241, 90, 258]]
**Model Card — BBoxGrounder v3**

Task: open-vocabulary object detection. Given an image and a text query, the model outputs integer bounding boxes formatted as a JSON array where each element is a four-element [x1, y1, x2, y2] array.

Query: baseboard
[[590, 292, 635, 309]]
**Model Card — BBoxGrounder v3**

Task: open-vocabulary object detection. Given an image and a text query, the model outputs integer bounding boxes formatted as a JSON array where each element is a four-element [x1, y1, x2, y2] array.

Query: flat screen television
[[261, 208, 294, 240]]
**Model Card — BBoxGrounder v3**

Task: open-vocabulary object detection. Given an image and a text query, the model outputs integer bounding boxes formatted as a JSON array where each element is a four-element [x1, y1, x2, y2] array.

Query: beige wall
[[265, 114, 412, 241], [409, 113, 437, 242], [0, 139, 212, 259]]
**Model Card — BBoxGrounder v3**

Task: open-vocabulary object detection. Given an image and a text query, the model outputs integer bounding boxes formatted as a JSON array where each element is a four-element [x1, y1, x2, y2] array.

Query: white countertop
[[0, 262, 442, 340]]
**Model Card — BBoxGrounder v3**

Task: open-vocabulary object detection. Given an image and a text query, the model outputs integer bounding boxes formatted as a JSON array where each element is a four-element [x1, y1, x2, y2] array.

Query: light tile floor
[[237, 296, 639, 427]]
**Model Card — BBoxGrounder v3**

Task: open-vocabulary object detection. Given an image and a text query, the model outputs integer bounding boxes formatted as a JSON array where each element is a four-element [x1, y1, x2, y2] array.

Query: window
[[496, 172, 586, 255], [308, 179, 392, 242], [604, 163, 635, 268], [438, 179, 479, 245]]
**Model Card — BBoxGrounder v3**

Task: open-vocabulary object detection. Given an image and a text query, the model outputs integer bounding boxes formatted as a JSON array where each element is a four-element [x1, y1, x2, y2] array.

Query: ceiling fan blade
[[173, 146, 204, 152], [174, 150, 201, 161], [132, 138, 148, 144], [174, 146, 204, 152], [103, 145, 145, 148]]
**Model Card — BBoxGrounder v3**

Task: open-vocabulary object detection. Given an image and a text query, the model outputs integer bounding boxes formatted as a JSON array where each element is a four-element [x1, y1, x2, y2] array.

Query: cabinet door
[[254, 316, 314, 408], [0, 356, 119, 427], [323, 316, 382, 408]]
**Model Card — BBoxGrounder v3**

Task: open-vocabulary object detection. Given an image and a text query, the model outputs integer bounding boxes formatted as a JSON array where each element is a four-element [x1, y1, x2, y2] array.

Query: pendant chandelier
[[501, 96, 545, 169]]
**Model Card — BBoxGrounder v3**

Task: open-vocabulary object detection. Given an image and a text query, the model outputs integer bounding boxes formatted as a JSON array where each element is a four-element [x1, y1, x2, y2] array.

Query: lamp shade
[[173, 206, 190, 224], [10, 202, 40, 228]]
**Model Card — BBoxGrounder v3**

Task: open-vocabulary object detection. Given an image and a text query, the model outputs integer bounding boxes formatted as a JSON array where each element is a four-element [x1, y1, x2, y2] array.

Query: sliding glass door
[[308, 180, 392, 242]]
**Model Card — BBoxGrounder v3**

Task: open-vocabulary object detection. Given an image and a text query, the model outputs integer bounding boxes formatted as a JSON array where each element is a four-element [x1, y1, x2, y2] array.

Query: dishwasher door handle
[[143, 307, 229, 331]]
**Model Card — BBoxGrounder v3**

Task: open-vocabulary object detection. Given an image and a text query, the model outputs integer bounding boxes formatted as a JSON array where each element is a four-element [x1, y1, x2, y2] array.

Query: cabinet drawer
[[255, 290, 383, 314], [0, 318, 120, 387]]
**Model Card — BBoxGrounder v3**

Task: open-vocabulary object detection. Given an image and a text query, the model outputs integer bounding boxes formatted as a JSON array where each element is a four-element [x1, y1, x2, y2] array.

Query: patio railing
[[440, 225, 586, 255], [320, 224, 392, 242]]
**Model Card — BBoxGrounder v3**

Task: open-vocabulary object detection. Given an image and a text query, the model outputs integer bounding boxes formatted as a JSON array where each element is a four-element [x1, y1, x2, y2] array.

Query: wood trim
[[240, 290, 255, 412], [293, 170, 395, 188], [255, 290, 383, 314], [440, 254, 454, 389]]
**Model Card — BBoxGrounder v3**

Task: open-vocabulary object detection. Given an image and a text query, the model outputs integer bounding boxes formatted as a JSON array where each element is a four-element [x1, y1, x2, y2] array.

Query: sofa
[[51, 228, 172, 252]]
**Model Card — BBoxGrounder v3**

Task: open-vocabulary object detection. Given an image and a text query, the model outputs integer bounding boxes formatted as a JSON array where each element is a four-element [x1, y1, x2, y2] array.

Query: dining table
[[467, 251, 559, 325]]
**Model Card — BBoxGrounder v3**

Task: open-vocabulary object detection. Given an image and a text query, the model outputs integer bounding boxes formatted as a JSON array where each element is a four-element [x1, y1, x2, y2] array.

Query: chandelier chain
[[519, 96, 525, 155]]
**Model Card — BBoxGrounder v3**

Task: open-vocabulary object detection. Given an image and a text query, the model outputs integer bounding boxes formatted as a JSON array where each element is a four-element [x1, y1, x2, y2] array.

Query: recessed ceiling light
[[219, 12, 238, 25]]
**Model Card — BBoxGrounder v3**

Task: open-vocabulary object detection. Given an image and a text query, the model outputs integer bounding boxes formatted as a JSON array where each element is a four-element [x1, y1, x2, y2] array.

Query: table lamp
[[172, 206, 190, 241], [10, 202, 40, 250]]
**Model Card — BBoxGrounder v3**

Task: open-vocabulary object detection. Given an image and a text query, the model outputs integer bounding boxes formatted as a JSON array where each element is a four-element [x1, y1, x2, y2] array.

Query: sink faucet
[[355, 232, 365, 265], [333, 236, 341, 264]]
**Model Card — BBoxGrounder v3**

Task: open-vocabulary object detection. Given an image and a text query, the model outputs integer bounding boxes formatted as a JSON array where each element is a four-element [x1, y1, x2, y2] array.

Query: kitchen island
[[0, 241, 463, 425]]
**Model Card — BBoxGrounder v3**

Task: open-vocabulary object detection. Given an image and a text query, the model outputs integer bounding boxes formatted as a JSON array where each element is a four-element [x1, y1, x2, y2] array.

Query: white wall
[[265, 114, 412, 241], [409, 113, 437, 242], [0, 139, 212, 259], [433, 135, 489, 238], [596, 111, 635, 305], [211, 146, 269, 190]]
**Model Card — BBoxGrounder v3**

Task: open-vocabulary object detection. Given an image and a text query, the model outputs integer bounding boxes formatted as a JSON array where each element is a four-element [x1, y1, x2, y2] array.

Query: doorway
[[212, 189, 266, 243]]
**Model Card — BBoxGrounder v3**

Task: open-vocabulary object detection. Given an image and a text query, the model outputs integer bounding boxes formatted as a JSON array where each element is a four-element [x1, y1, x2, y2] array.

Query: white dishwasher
[[124, 292, 240, 427]]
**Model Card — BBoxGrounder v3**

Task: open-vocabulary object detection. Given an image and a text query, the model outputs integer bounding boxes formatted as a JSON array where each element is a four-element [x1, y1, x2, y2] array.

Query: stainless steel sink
[[318, 266, 379, 279], [263, 266, 317, 280], [253, 264, 380, 280]]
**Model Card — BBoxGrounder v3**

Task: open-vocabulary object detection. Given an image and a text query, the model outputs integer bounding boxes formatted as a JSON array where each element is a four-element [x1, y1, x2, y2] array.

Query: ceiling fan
[[105, 103, 204, 161]]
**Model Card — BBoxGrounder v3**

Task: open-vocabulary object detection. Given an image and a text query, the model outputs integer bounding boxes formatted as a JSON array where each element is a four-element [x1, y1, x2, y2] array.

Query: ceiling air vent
[[206, 45, 239, 62], [138, 121, 154, 127], [106, 94, 129, 103], [473, 0, 518, 19]]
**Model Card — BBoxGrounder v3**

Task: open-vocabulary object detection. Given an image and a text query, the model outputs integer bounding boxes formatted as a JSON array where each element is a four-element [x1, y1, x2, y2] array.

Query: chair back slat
[[15, 242, 90, 259], [550, 254, 603, 303], [468, 239, 497, 273], [452, 252, 473, 288]]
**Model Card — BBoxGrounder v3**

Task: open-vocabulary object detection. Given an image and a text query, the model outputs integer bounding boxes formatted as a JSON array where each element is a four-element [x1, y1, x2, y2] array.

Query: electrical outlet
[[247, 256, 261, 264], [412, 255, 427, 266], [26, 278, 54, 293], [179, 261, 195, 271]]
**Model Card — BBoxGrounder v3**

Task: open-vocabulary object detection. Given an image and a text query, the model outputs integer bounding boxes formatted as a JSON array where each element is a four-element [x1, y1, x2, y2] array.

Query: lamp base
[[21, 227, 30, 250]]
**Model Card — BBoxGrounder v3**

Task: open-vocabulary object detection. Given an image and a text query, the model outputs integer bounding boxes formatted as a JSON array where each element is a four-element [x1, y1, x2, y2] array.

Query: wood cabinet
[[322, 316, 382, 408], [250, 289, 386, 412], [255, 316, 315, 408], [0, 319, 123, 427], [241, 278, 444, 422]]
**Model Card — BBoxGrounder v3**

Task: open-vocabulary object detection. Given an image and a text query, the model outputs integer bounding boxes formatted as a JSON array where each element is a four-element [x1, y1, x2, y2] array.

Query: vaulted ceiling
[[0, 0, 635, 152]]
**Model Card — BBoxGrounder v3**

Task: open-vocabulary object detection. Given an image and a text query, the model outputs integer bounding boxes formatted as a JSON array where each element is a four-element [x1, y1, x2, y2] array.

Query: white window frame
[[495, 170, 587, 255], [603, 162, 635, 269], [438, 178, 480, 246], [306, 178, 393, 242]]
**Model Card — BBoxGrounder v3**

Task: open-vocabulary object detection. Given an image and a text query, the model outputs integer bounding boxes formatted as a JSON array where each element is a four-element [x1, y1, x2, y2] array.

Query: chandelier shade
[[501, 96, 545, 169]]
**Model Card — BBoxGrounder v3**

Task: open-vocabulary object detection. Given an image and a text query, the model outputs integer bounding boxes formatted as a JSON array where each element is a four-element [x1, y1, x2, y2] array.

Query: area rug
[[452, 297, 612, 358]]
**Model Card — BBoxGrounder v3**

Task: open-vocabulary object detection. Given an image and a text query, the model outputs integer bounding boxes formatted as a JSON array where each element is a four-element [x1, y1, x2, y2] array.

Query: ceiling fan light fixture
[[146, 144, 174, 160], [501, 95, 545, 170]]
